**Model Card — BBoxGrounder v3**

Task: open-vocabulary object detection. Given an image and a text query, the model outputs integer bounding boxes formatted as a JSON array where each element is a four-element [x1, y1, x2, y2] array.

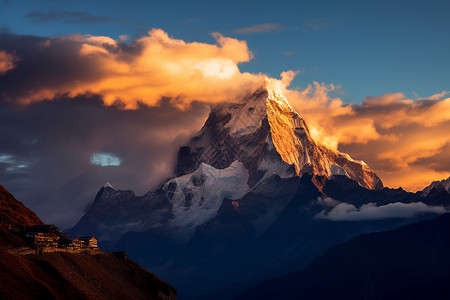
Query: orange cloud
[[4, 29, 263, 109], [0, 50, 19, 74], [272, 73, 450, 191]]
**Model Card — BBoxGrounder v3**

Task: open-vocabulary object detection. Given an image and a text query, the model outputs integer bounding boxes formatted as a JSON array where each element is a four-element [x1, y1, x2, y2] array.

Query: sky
[[0, 0, 449, 228]]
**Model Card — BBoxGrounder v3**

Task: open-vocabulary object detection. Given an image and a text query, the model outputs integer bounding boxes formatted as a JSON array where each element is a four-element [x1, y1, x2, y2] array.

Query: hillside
[[0, 184, 44, 248], [0, 251, 176, 300], [235, 213, 450, 300], [0, 184, 176, 300]]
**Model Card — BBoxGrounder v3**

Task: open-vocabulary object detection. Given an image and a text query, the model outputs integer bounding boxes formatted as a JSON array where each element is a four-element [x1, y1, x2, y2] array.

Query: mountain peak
[[422, 176, 450, 196], [175, 86, 382, 190], [104, 182, 114, 189]]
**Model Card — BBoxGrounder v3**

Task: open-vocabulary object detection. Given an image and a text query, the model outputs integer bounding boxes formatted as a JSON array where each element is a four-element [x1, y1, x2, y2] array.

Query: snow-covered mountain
[[73, 84, 383, 240], [422, 177, 450, 197], [175, 86, 383, 191], [71, 83, 449, 299]]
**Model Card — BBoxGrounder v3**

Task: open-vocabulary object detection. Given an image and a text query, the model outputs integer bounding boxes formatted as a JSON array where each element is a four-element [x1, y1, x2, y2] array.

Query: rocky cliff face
[[175, 86, 382, 191]]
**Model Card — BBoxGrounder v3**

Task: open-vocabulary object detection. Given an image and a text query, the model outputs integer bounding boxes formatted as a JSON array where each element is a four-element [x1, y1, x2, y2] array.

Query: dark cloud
[[0, 95, 209, 228], [413, 142, 450, 172], [25, 10, 115, 24], [0, 33, 107, 102]]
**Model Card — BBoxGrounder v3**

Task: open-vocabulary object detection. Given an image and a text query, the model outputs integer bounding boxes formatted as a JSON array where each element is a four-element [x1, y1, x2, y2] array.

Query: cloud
[[0, 29, 263, 109], [0, 94, 209, 228], [316, 201, 447, 221], [417, 90, 449, 101], [267, 73, 450, 191], [232, 23, 283, 34], [25, 10, 115, 24], [0, 50, 19, 74], [90, 153, 121, 167], [412, 142, 450, 172], [304, 18, 330, 31], [316, 196, 340, 207]]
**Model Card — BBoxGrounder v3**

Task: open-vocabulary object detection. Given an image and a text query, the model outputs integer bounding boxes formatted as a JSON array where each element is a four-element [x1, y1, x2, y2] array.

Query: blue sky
[[1, 0, 449, 103]]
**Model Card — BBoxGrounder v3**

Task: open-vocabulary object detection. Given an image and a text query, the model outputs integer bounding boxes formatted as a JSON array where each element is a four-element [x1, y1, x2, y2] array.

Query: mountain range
[[71, 84, 450, 299]]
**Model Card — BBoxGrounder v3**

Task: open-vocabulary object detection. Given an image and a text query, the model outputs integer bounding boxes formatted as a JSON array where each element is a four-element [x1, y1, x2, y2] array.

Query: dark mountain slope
[[0, 251, 176, 300], [0, 184, 176, 300], [236, 213, 450, 300], [0, 184, 44, 248]]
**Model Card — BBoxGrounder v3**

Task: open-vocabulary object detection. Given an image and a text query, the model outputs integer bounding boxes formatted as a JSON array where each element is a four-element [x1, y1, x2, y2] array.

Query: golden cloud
[[6, 29, 263, 109], [0, 50, 19, 75], [274, 74, 450, 191]]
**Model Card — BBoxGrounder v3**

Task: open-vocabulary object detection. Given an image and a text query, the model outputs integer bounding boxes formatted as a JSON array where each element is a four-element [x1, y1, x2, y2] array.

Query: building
[[25, 225, 61, 247], [30, 225, 60, 235], [34, 232, 59, 247], [72, 237, 98, 249]]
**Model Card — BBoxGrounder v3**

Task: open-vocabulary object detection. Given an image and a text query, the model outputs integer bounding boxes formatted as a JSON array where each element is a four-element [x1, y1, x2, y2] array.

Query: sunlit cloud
[[417, 90, 449, 100], [0, 50, 19, 74], [269, 72, 450, 191], [1, 29, 263, 109]]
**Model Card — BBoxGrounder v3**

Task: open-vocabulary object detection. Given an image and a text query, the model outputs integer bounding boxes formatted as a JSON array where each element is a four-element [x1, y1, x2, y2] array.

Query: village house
[[34, 232, 59, 247], [72, 236, 98, 249], [25, 225, 61, 247], [23, 224, 99, 252]]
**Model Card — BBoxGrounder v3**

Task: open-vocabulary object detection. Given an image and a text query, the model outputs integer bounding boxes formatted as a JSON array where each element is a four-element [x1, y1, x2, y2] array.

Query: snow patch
[[163, 161, 249, 236], [104, 182, 114, 189], [330, 164, 349, 176]]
